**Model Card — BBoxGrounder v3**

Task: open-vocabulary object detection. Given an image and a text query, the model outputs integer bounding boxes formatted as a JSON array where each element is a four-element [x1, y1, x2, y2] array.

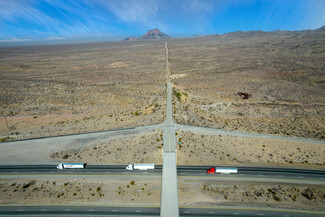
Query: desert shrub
[[22, 180, 36, 189]]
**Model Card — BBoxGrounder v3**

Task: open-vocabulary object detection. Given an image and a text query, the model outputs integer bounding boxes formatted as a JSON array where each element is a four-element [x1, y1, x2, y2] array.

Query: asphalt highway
[[1, 165, 324, 185], [1, 205, 325, 216]]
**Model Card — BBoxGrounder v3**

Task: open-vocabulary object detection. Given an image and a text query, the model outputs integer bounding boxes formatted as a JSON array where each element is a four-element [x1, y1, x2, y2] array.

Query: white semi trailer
[[126, 163, 155, 170], [57, 163, 87, 169]]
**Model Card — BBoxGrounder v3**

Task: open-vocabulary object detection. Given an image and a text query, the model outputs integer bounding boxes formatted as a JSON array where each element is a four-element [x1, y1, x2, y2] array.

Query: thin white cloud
[[0, 38, 30, 42], [100, 0, 160, 23], [185, 0, 213, 12], [0, 0, 99, 37], [0, 0, 53, 26]]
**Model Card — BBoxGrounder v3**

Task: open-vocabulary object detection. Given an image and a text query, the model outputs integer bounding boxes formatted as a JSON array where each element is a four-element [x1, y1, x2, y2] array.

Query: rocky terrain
[[170, 26, 325, 140]]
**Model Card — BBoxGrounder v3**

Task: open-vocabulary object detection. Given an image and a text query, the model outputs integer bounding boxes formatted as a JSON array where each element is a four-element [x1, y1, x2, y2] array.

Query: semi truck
[[126, 163, 155, 170], [56, 163, 87, 169], [207, 167, 237, 174]]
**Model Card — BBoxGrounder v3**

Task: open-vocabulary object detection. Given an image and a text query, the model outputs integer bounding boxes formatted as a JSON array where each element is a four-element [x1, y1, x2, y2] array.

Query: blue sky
[[0, 0, 325, 41]]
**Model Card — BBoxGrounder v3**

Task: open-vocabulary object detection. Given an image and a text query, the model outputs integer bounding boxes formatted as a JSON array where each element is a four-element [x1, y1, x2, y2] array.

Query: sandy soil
[[178, 180, 325, 211], [176, 130, 325, 169], [0, 177, 161, 205], [0, 41, 166, 141], [0, 128, 162, 165], [169, 28, 325, 140], [2, 176, 323, 211], [50, 129, 163, 164]]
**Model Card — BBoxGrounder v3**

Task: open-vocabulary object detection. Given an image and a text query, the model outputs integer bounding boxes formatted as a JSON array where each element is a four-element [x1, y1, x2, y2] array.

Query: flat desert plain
[[0, 41, 166, 140], [169, 28, 325, 140]]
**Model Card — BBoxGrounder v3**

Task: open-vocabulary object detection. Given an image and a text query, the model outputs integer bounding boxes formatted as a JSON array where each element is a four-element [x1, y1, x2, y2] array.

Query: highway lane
[[180, 166, 325, 185], [1, 205, 324, 217], [0, 205, 160, 216], [1, 165, 324, 185]]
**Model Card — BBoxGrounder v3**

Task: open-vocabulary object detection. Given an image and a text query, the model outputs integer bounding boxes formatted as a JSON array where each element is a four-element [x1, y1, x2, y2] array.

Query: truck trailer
[[57, 163, 87, 169], [207, 167, 237, 174], [126, 163, 155, 170]]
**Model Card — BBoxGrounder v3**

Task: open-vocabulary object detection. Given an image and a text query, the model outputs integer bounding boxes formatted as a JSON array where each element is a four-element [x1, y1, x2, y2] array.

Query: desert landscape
[[169, 27, 325, 140], [0, 26, 324, 213], [179, 180, 325, 211], [50, 129, 163, 164], [1, 1, 325, 216], [2, 177, 324, 211], [0, 41, 166, 141], [0, 177, 161, 205], [176, 130, 325, 169], [0, 128, 163, 165]]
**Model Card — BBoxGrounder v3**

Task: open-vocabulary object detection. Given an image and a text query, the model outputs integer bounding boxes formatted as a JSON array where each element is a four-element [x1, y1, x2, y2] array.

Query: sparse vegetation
[[179, 180, 325, 211], [177, 130, 325, 169], [50, 129, 163, 164], [0, 41, 166, 140], [169, 29, 325, 140]]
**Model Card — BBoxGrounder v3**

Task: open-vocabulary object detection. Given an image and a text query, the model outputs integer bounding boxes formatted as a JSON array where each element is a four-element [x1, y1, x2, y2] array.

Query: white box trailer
[[126, 163, 155, 170], [57, 163, 87, 169]]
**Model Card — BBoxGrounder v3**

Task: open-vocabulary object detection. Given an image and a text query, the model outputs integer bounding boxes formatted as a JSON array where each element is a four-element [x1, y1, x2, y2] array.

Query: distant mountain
[[195, 26, 325, 40], [124, 36, 138, 41], [124, 29, 172, 41]]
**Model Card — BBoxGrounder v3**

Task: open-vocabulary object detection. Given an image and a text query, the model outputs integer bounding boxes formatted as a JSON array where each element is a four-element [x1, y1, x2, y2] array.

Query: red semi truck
[[207, 167, 238, 174]]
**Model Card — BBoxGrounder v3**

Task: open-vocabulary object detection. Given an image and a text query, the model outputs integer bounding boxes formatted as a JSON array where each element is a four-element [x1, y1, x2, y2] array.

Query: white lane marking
[[112, 210, 119, 212], [136, 210, 143, 212], [88, 209, 95, 212], [143, 172, 148, 174], [41, 209, 47, 211], [208, 211, 215, 214], [11, 172, 17, 174], [233, 213, 240, 215], [200, 173, 205, 175], [105, 172, 111, 174], [184, 211, 191, 213], [181, 172, 187, 174], [64, 209, 71, 211], [123, 172, 129, 174], [17, 209, 24, 211]]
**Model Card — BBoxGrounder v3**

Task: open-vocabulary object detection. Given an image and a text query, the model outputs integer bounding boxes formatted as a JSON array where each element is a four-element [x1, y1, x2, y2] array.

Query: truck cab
[[207, 167, 215, 174], [126, 164, 134, 170], [57, 163, 64, 169]]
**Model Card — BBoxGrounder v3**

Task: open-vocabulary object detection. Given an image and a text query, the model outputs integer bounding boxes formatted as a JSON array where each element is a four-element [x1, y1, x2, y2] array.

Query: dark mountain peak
[[124, 29, 172, 41]]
